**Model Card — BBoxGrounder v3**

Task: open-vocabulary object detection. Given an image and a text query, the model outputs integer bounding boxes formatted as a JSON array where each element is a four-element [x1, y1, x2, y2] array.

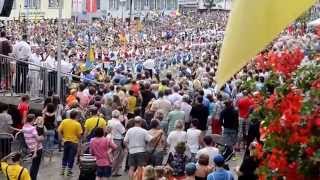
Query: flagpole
[[57, 0, 63, 97]]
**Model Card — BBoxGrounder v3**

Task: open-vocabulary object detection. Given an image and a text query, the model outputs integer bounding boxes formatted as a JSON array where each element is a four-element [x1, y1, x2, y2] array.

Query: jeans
[[62, 141, 78, 169], [44, 130, 55, 152], [30, 149, 43, 180]]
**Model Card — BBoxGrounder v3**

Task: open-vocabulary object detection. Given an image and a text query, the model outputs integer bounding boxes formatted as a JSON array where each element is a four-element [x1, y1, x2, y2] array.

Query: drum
[[79, 154, 96, 180]]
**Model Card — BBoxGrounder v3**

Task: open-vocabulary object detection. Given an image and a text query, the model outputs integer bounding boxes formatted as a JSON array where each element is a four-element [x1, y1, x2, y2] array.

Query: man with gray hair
[[108, 110, 125, 177], [124, 116, 159, 179]]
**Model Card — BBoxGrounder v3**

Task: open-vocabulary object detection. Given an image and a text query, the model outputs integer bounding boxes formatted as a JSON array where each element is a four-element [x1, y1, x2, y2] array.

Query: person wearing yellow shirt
[[1, 152, 31, 180], [58, 110, 83, 177], [84, 106, 107, 141], [127, 90, 137, 119]]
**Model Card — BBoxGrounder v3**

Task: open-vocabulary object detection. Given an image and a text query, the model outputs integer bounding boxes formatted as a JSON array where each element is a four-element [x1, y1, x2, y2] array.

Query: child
[[17, 95, 30, 128], [185, 162, 197, 180], [143, 165, 156, 180], [195, 154, 213, 180]]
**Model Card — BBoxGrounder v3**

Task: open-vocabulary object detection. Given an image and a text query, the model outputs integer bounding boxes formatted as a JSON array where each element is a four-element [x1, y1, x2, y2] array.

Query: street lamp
[[120, 0, 126, 22], [57, 0, 63, 98]]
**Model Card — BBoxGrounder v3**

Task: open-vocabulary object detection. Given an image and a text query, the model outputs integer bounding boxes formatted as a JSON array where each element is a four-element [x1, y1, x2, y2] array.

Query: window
[[126, 0, 130, 10], [109, 0, 119, 10], [166, 0, 174, 10], [12, 0, 16, 9], [48, 0, 61, 8], [97, 0, 101, 9], [156, 0, 162, 10], [149, 0, 155, 10], [134, 0, 141, 10], [24, 0, 41, 8]]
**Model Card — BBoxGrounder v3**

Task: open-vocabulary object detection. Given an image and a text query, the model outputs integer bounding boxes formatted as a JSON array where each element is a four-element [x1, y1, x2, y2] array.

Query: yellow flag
[[89, 48, 95, 62], [216, 0, 315, 87]]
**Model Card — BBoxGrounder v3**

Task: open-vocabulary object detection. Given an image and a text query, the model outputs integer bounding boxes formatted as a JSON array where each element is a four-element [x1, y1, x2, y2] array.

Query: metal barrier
[[0, 54, 102, 101]]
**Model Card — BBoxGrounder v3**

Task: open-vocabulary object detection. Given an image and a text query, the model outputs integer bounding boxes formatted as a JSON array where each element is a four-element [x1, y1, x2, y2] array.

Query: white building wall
[[77, 0, 178, 19], [3, 0, 72, 19]]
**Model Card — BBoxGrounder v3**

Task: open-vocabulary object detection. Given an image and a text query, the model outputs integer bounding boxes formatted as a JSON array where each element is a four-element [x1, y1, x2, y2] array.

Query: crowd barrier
[[0, 54, 101, 101]]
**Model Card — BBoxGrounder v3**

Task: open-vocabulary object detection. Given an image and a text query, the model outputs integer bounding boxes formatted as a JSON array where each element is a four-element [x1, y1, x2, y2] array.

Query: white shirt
[[143, 58, 155, 70], [108, 118, 125, 140], [179, 102, 192, 123], [13, 41, 31, 60], [196, 147, 220, 166], [167, 130, 187, 153], [45, 56, 57, 70], [168, 93, 182, 105], [186, 128, 202, 154], [124, 127, 152, 154], [61, 59, 73, 73], [29, 53, 41, 70]]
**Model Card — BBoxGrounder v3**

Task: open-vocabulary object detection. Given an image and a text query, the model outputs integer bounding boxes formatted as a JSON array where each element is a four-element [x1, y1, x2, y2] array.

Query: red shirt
[[17, 102, 29, 125], [237, 96, 254, 119], [131, 84, 140, 96]]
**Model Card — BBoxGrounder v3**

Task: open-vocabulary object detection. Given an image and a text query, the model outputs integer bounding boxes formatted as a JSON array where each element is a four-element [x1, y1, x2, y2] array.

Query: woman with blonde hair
[[167, 120, 187, 153]]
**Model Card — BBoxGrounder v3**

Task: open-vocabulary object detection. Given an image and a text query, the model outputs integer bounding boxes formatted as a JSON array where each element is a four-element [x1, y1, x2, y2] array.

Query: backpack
[[5, 166, 25, 180], [167, 152, 188, 176]]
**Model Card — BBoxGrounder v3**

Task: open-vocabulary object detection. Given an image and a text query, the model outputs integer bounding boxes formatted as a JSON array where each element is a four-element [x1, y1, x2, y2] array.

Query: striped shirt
[[22, 123, 42, 151]]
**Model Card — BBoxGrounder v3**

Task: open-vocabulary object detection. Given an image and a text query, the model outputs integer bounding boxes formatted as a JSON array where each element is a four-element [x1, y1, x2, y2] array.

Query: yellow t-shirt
[[127, 96, 137, 114], [58, 119, 83, 143], [1, 162, 31, 180], [84, 116, 107, 135]]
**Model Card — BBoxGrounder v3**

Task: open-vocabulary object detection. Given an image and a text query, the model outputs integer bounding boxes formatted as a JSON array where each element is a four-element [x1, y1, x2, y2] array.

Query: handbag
[[145, 132, 163, 164], [86, 118, 100, 141]]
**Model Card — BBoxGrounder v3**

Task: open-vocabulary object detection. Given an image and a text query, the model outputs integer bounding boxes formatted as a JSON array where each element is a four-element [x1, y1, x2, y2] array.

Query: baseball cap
[[185, 162, 197, 176], [213, 154, 225, 166]]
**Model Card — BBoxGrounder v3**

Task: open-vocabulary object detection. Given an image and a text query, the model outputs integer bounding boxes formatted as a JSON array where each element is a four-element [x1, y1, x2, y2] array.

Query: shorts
[[239, 118, 249, 140], [96, 166, 112, 177], [128, 152, 147, 167]]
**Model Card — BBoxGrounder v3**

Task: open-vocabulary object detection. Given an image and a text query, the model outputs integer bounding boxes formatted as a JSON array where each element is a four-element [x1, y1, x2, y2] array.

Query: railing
[[0, 54, 103, 102]]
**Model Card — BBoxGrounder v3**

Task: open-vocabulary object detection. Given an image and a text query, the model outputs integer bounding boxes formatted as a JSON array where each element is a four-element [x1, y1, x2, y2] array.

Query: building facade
[[75, 0, 179, 19], [3, 0, 72, 19], [178, 0, 232, 10]]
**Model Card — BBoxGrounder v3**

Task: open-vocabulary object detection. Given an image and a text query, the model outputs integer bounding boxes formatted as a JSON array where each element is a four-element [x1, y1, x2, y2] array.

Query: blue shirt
[[207, 168, 234, 180]]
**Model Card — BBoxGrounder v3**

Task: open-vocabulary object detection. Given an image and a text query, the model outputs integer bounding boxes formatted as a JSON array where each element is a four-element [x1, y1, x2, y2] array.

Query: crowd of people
[[0, 7, 320, 180]]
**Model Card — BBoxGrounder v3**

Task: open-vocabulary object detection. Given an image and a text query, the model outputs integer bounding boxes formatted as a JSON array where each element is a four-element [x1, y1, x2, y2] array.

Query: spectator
[[84, 106, 107, 141], [22, 114, 44, 180], [1, 152, 31, 180], [124, 116, 157, 179], [236, 142, 260, 180], [166, 103, 185, 134], [207, 155, 234, 180], [58, 110, 83, 176], [190, 96, 209, 134], [90, 127, 117, 180], [107, 110, 126, 177], [167, 142, 190, 179], [17, 95, 30, 127], [147, 120, 165, 166], [186, 119, 202, 162], [196, 135, 220, 166], [195, 154, 213, 180], [220, 100, 239, 149], [185, 162, 197, 180], [167, 120, 187, 153]]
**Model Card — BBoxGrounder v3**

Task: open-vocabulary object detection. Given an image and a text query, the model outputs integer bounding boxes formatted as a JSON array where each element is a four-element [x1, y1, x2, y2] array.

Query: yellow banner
[[216, 0, 315, 87]]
